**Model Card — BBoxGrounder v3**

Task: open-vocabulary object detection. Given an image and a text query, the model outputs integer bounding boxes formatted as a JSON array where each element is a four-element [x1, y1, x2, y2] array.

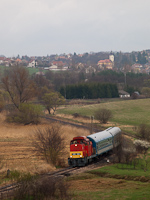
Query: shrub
[[136, 124, 150, 142], [0, 101, 5, 112], [12, 173, 71, 200], [0, 94, 5, 112], [94, 108, 112, 124], [6, 103, 43, 124], [32, 124, 65, 166], [72, 113, 80, 118], [133, 140, 150, 154]]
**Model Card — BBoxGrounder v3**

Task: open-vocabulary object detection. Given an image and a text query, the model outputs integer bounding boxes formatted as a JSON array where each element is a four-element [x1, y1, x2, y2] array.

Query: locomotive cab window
[[71, 140, 77, 144]]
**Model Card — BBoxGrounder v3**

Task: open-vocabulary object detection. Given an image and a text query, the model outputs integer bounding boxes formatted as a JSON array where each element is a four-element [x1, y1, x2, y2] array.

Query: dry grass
[[0, 112, 90, 175]]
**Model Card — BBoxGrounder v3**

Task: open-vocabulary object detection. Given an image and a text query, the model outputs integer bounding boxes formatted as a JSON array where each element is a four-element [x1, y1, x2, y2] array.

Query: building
[[119, 90, 130, 98], [27, 60, 37, 68], [97, 59, 113, 70]]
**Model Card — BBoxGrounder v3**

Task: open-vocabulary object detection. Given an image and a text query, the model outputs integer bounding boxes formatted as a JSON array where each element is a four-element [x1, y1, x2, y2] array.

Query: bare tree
[[32, 124, 65, 166], [2, 66, 36, 110]]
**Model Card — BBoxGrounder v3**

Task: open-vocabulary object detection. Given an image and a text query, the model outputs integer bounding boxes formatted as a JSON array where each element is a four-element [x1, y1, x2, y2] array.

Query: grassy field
[[68, 174, 150, 200], [67, 162, 150, 200], [57, 98, 150, 134], [0, 112, 91, 180], [0, 65, 47, 76]]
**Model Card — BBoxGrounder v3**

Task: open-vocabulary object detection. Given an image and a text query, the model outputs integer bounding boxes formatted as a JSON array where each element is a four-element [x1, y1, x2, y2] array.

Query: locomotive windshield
[[71, 140, 85, 144]]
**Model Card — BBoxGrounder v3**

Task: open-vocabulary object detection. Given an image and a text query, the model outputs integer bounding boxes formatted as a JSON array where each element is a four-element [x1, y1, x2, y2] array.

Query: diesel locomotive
[[68, 127, 121, 167]]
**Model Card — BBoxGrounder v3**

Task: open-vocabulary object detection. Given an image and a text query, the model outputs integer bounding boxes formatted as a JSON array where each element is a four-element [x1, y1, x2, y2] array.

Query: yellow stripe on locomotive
[[70, 151, 84, 158]]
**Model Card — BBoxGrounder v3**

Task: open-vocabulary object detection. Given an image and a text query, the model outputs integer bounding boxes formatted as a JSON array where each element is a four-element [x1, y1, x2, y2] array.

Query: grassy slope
[[57, 98, 150, 133]]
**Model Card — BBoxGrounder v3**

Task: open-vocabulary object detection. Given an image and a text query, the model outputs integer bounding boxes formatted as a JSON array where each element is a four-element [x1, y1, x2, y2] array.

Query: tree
[[94, 108, 112, 124], [2, 66, 36, 110], [32, 124, 65, 166], [43, 91, 65, 114], [141, 87, 150, 98]]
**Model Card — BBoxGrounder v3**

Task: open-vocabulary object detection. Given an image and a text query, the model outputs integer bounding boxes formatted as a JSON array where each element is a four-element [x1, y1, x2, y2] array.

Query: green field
[[68, 171, 150, 200], [0, 65, 47, 76], [57, 98, 150, 132]]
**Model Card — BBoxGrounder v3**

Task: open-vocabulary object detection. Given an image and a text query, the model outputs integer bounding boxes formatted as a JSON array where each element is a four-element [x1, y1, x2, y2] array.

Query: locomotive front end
[[68, 136, 92, 167]]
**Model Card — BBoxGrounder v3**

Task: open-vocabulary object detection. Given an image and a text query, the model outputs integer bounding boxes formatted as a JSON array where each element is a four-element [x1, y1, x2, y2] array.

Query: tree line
[[60, 82, 119, 99]]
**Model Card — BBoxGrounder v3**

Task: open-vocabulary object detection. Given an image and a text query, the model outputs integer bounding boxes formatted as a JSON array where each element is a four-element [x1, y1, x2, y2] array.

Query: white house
[[119, 90, 130, 98], [27, 60, 37, 68]]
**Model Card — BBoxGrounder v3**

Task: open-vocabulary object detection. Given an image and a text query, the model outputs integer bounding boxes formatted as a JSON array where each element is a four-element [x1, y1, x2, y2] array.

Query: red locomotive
[[68, 136, 94, 167]]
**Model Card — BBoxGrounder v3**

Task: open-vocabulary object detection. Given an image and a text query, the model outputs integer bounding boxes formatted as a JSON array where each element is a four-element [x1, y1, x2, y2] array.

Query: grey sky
[[1, 0, 150, 57]]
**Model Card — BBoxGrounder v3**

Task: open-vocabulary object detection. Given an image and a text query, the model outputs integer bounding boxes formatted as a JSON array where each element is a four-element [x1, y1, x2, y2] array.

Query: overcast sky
[[1, 0, 150, 57]]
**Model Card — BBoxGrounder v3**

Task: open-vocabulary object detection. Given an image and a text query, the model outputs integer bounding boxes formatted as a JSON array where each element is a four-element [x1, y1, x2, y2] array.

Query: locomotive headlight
[[70, 156, 72, 158], [80, 155, 82, 157]]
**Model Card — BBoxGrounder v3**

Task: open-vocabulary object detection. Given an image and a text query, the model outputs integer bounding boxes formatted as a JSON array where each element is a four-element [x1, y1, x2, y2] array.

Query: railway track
[[41, 115, 101, 132], [0, 166, 79, 199], [41, 115, 134, 139]]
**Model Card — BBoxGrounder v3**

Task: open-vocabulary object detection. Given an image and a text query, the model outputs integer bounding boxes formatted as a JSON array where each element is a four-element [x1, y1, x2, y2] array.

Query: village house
[[27, 60, 37, 68], [0, 57, 5, 64], [131, 63, 143, 73], [47, 65, 69, 71], [119, 90, 130, 98], [85, 66, 96, 74], [51, 61, 65, 67], [97, 59, 113, 70]]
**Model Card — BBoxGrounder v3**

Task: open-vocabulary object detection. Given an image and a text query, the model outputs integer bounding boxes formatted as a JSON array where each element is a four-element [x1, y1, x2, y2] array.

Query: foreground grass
[[68, 163, 150, 200], [88, 162, 150, 178], [68, 173, 150, 200], [72, 181, 150, 200]]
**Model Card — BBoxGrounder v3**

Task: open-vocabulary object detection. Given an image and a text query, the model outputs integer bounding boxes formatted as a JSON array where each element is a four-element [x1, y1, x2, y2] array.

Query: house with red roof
[[51, 61, 65, 67], [97, 59, 113, 70], [0, 57, 5, 64]]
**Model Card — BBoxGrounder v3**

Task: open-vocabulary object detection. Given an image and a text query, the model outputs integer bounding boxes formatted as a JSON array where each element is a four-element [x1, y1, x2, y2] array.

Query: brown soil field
[[0, 112, 90, 175]]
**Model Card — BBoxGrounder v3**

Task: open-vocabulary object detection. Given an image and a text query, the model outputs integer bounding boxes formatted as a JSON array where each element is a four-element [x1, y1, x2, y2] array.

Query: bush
[[0, 94, 5, 112], [0, 101, 5, 112], [72, 113, 80, 118], [12, 173, 71, 200], [136, 124, 150, 142], [6, 103, 43, 124], [94, 108, 112, 124]]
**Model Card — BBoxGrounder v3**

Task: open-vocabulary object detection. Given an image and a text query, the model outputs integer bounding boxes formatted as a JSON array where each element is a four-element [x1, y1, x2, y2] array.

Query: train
[[68, 127, 121, 167]]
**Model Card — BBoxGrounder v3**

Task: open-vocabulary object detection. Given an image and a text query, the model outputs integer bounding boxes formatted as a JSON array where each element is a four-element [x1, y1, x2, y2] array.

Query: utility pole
[[90, 116, 94, 134]]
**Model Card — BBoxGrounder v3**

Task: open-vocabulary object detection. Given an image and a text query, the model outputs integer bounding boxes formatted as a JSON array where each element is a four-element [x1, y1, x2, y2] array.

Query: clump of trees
[[32, 124, 65, 166], [94, 108, 112, 124], [60, 82, 119, 99]]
